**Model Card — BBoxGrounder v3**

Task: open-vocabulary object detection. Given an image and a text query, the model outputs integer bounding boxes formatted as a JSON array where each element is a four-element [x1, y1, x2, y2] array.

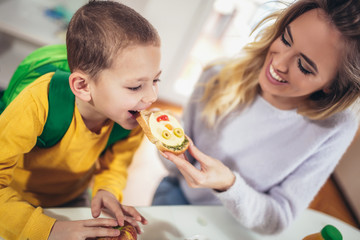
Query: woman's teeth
[[270, 65, 287, 83]]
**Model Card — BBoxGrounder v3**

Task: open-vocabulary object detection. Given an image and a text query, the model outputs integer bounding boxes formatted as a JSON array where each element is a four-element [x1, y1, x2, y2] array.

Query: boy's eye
[[298, 59, 312, 75], [128, 85, 142, 91], [281, 33, 291, 47], [153, 78, 161, 85]]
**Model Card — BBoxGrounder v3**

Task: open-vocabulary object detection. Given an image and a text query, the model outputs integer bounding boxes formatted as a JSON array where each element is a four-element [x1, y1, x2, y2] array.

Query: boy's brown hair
[[66, 0, 160, 79]]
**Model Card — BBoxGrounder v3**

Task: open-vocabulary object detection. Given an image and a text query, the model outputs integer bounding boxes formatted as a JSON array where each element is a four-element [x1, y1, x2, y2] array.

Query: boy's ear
[[69, 71, 91, 102]]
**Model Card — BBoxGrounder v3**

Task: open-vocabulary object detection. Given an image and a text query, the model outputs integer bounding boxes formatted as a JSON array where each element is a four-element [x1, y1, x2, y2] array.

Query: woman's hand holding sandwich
[[161, 138, 235, 192]]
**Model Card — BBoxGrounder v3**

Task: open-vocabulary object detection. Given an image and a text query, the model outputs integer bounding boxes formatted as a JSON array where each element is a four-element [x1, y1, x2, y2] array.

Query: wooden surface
[[153, 100, 359, 229], [309, 177, 358, 228]]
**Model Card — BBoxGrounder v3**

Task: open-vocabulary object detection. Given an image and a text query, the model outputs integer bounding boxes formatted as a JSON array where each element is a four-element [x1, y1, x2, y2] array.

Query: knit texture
[[163, 66, 358, 234]]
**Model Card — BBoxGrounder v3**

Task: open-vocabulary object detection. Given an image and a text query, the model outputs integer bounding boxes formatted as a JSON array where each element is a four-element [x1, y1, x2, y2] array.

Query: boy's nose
[[142, 86, 158, 104]]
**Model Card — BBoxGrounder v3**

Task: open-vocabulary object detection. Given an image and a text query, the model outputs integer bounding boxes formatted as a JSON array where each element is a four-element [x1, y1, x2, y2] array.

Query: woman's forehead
[[289, 9, 343, 79]]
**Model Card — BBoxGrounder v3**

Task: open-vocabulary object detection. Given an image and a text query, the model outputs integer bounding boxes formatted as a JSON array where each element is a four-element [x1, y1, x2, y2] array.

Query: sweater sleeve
[[92, 126, 144, 202], [0, 74, 57, 240], [214, 113, 358, 234]]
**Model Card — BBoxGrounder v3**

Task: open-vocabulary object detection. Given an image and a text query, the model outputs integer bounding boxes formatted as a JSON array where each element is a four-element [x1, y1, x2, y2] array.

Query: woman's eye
[[297, 59, 312, 75], [281, 33, 291, 47], [128, 85, 142, 91]]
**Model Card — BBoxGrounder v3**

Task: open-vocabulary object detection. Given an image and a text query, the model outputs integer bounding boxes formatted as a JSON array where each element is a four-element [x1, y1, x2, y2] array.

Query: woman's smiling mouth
[[269, 65, 288, 83]]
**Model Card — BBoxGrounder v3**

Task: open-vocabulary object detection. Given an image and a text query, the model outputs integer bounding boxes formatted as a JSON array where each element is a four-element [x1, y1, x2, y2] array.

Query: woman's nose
[[273, 50, 292, 73]]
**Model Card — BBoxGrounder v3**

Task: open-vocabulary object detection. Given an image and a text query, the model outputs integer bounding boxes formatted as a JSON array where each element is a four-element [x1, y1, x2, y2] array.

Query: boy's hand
[[48, 218, 120, 240], [91, 190, 147, 234]]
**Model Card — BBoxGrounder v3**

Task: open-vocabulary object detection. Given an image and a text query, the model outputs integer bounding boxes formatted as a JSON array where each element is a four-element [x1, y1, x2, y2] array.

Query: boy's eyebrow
[[287, 25, 318, 73], [133, 70, 162, 82], [154, 70, 162, 78]]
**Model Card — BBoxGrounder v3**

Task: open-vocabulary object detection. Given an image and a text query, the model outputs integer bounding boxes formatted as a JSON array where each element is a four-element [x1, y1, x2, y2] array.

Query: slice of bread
[[135, 110, 189, 155]]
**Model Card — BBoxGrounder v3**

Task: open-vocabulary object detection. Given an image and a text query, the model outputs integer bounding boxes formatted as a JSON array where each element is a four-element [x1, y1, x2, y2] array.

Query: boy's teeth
[[270, 65, 286, 83], [129, 110, 138, 115]]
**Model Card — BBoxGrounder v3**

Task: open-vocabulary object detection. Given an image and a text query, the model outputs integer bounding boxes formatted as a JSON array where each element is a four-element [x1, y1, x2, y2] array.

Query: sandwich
[[135, 110, 189, 155], [96, 221, 137, 240]]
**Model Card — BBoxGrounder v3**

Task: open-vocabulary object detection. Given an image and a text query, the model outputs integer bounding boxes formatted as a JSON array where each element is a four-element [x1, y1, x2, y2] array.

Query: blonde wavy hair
[[200, 0, 360, 127]]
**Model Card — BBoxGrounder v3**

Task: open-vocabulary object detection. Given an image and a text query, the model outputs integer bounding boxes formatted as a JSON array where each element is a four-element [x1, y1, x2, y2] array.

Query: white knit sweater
[[161, 66, 358, 234]]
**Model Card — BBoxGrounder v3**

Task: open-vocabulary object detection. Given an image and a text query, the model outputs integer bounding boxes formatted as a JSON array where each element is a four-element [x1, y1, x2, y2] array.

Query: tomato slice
[[157, 115, 169, 122]]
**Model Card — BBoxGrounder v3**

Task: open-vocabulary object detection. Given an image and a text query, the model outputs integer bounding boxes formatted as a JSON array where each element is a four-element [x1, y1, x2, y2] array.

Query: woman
[[152, 0, 360, 235]]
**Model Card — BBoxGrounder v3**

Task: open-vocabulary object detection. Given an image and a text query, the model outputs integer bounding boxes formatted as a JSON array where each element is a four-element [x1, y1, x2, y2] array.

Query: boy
[[0, 1, 161, 239]]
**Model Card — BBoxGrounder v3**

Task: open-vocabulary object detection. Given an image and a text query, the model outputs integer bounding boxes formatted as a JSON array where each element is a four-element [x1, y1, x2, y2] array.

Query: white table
[[43, 206, 360, 240]]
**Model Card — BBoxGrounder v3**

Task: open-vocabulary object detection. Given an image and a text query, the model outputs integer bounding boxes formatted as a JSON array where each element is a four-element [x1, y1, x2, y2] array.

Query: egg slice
[[149, 111, 185, 146]]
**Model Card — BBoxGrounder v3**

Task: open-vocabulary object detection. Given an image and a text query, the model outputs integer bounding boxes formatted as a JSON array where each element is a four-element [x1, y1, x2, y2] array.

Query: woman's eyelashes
[[281, 33, 291, 47], [128, 79, 161, 91], [298, 59, 312, 75], [280, 32, 313, 75]]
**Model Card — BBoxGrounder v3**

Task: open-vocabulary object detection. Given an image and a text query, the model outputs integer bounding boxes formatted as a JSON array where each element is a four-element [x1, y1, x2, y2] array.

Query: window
[[174, 0, 292, 100]]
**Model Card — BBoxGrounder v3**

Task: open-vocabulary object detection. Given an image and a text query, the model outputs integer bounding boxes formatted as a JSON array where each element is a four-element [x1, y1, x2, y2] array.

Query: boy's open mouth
[[129, 110, 140, 117]]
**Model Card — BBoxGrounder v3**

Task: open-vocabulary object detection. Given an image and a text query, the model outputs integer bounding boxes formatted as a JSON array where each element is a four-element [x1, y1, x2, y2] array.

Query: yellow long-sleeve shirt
[[0, 73, 143, 240]]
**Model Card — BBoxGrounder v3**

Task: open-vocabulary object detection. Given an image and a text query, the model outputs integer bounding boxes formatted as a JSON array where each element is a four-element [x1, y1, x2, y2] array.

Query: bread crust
[[135, 110, 189, 155]]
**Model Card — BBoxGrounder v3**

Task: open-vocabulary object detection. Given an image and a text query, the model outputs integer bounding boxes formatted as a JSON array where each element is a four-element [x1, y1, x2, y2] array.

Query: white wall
[[120, 0, 214, 106], [0, 0, 215, 107], [334, 131, 360, 223]]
